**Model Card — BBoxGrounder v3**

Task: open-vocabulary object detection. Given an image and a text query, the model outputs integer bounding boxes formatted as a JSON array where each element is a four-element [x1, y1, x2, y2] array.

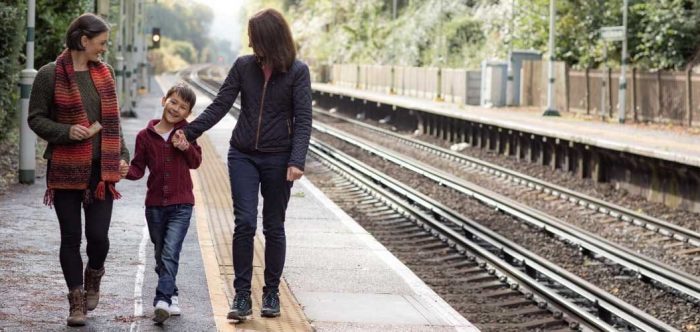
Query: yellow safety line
[[194, 133, 312, 332], [194, 172, 235, 331]]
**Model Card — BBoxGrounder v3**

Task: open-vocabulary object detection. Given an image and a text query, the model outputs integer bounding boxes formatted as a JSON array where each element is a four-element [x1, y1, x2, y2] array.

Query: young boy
[[125, 82, 201, 323]]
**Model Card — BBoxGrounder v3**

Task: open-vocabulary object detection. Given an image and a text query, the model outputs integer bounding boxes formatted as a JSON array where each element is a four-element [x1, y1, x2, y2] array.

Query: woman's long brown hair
[[248, 8, 296, 72]]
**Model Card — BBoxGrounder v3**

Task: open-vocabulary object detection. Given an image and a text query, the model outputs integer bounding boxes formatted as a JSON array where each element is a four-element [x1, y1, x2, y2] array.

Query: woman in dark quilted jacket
[[175, 8, 312, 320]]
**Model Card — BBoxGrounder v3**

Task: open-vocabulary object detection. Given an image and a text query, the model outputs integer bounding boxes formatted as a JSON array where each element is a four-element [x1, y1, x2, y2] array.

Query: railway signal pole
[[543, 0, 560, 116], [19, 0, 37, 184]]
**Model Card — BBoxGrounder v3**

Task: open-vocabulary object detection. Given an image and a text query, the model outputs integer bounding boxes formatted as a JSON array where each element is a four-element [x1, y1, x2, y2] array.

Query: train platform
[[312, 83, 700, 169], [0, 74, 477, 331]]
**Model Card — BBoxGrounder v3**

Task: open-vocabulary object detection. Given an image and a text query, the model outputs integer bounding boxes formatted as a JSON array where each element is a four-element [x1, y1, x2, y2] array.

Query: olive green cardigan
[[27, 62, 130, 162]]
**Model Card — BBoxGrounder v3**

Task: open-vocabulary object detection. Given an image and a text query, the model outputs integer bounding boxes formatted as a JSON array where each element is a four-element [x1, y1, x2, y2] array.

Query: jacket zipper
[[286, 119, 291, 136], [254, 80, 269, 150]]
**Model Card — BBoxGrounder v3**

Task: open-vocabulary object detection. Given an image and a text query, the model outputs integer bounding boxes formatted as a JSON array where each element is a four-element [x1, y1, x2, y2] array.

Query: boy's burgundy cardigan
[[127, 119, 202, 207]]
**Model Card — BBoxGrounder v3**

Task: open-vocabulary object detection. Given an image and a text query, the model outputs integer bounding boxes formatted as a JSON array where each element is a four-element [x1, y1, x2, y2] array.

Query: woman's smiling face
[[81, 31, 109, 62]]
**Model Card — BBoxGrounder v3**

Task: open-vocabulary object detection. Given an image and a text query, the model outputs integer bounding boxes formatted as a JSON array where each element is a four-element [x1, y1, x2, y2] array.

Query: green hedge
[[0, 2, 24, 142]]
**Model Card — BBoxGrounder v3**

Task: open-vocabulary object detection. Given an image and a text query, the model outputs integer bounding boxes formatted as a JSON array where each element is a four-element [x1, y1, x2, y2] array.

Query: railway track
[[187, 65, 698, 331]]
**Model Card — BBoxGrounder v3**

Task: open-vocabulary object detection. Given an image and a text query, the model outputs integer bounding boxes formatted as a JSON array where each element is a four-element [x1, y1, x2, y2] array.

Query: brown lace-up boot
[[84, 266, 105, 311], [66, 288, 86, 326]]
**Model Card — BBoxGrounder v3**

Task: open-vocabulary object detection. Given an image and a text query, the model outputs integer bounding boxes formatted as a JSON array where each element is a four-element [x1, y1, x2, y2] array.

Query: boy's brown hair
[[165, 82, 196, 112]]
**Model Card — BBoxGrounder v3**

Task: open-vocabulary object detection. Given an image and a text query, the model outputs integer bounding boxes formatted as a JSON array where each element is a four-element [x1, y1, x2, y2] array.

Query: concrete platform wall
[[313, 92, 700, 213]]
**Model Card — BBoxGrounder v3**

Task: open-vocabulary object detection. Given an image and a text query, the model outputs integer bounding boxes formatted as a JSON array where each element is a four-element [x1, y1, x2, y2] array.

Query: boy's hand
[[172, 129, 189, 151], [119, 160, 129, 178]]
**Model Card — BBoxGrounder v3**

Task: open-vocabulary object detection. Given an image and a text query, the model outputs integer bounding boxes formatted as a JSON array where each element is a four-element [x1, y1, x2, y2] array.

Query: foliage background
[[146, 0, 235, 73], [247, 0, 700, 71], [0, 0, 25, 141]]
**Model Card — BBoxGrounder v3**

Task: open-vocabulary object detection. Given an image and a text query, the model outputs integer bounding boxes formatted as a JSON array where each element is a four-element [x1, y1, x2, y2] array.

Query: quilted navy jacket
[[184, 55, 312, 170]]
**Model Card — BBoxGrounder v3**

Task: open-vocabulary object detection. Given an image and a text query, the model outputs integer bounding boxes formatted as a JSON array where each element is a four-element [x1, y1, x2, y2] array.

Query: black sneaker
[[227, 292, 252, 320], [261, 292, 281, 317]]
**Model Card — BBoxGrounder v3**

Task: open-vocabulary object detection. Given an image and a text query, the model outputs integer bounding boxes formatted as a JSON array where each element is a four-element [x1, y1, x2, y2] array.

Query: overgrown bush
[[0, 1, 24, 142]]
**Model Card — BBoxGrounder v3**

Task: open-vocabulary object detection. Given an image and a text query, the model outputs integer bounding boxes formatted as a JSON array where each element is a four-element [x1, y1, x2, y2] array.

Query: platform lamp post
[[617, 0, 629, 123], [542, 0, 560, 116], [19, 0, 37, 184]]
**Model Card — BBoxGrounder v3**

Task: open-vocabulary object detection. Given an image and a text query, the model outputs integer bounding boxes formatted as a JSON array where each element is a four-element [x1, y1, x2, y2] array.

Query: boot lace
[[263, 292, 279, 309], [233, 293, 250, 310]]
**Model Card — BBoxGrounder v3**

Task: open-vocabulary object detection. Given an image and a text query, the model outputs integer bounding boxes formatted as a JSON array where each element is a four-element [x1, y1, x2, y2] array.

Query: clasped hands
[[116, 130, 189, 179], [171, 129, 189, 151], [115, 129, 305, 181]]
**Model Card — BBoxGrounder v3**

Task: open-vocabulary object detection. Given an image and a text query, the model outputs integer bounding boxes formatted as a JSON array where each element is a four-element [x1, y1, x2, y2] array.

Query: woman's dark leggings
[[53, 163, 113, 290]]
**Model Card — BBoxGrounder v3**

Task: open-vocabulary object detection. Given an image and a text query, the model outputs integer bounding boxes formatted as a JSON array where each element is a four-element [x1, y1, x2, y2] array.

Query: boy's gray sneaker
[[261, 292, 281, 317], [153, 300, 170, 323], [227, 292, 252, 320]]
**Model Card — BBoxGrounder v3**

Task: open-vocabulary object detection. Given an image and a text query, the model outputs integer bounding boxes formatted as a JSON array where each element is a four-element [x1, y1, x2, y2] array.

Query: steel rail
[[313, 123, 700, 304], [310, 139, 675, 332], [314, 108, 700, 248], [188, 66, 680, 331]]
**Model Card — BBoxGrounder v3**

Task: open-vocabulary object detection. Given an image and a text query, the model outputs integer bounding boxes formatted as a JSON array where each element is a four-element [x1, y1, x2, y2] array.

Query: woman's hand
[[69, 124, 91, 141], [287, 166, 303, 181], [119, 160, 129, 178], [172, 129, 189, 151]]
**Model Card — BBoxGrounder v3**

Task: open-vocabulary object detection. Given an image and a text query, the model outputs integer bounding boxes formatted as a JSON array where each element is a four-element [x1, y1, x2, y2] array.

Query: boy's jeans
[[145, 204, 193, 306]]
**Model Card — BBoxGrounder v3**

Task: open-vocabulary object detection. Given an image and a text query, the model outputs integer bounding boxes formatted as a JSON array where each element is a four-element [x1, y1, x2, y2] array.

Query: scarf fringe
[[94, 181, 121, 201], [95, 181, 106, 200], [109, 184, 122, 200], [43, 189, 55, 207]]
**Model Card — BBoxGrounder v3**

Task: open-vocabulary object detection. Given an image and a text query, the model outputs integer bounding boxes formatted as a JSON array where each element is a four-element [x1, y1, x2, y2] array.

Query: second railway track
[[188, 65, 700, 331]]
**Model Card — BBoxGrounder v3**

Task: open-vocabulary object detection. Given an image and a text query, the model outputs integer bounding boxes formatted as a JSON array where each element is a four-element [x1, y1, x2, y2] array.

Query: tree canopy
[[277, 0, 700, 70]]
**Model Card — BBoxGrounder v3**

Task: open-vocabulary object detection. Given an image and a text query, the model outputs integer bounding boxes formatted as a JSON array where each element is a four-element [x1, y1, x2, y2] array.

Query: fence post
[[402, 66, 406, 95], [390, 66, 396, 94], [436, 67, 444, 101], [632, 67, 637, 122], [607, 67, 613, 118], [355, 64, 360, 89], [657, 70, 662, 121], [687, 69, 693, 126], [565, 63, 570, 112], [585, 67, 590, 115]]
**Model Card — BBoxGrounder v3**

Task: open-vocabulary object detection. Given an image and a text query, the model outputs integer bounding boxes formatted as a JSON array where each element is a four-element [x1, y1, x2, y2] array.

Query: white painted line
[[129, 223, 150, 332]]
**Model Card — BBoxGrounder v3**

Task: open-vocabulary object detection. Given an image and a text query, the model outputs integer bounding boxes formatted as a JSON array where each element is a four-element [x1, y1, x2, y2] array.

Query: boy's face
[[161, 93, 191, 125]]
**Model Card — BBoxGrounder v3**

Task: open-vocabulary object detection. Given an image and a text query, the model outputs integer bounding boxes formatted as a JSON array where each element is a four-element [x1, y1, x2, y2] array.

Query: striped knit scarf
[[45, 49, 121, 205]]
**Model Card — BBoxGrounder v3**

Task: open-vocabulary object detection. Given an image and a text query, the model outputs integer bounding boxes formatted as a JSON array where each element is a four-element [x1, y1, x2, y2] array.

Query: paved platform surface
[[0, 73, 478, 331], [0, 78, 216, 331], [168, 73, 479, 332], [314, 83, 700, 168]]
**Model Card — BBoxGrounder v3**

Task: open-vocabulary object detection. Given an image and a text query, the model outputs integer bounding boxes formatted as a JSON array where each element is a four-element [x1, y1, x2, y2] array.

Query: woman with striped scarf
[[28, 13, 130, 327]]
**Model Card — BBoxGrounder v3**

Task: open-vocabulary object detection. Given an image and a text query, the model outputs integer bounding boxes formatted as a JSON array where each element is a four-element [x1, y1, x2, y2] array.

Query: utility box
[[480, 60, 508, 107], [465, 70, 481, 105], [507, 50, 541, 106]]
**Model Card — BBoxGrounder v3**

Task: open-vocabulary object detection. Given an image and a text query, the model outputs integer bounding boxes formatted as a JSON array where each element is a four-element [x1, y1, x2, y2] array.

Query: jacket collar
[[146, 118, 188, 135]]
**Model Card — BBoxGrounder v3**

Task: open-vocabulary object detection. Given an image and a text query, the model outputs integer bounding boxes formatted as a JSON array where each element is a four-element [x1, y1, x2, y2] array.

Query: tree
[[145, 0, 214, 62], [631, 0, 700, 69], [0, 0, 25, 140], [34, 0, 93, 68]]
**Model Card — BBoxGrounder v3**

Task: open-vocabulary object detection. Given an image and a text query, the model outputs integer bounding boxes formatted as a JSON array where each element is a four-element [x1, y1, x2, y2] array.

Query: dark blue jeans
[[145, 204, 193, 305], [228, 145, 292, 294]]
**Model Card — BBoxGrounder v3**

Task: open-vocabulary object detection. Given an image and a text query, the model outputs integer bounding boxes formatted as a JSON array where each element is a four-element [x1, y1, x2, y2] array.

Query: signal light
[[151, 27, 161, 49]]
